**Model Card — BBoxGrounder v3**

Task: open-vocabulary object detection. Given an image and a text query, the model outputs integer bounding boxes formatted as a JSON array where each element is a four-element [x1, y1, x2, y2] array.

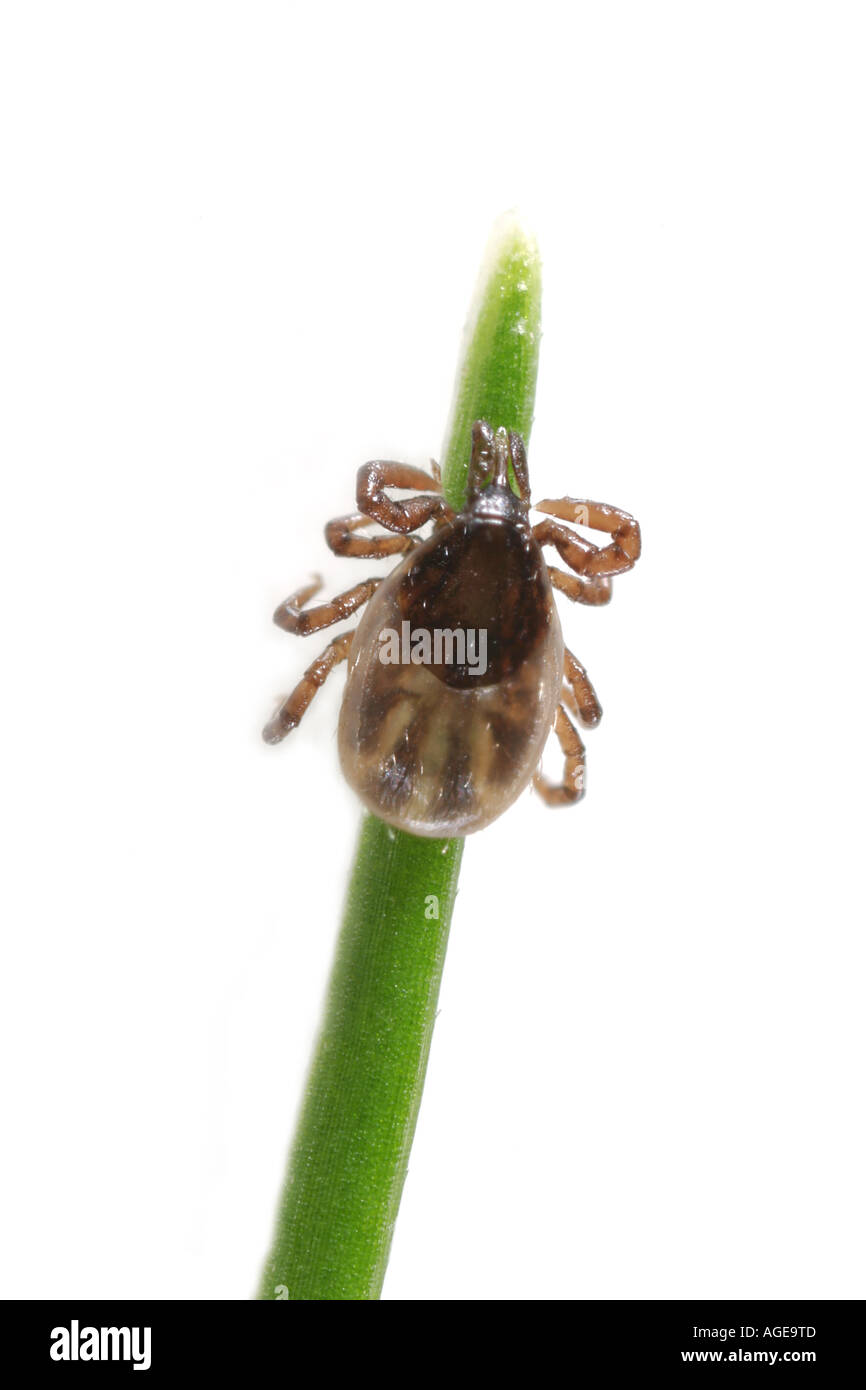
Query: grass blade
[[258, 213, 542, 1300]]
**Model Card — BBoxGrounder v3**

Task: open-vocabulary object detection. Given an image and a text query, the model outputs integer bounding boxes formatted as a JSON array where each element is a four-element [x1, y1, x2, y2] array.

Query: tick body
[[263, 420, 641, 838], [339, 504, 563, 835]]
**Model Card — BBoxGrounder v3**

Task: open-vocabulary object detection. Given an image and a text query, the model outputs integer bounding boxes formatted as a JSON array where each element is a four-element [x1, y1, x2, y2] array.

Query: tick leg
[[534, 704, 586, 806], [357, 460, 454, 533], [273, 574, 382, 635], [563, 649, 602, 728], [533, 499, 641, 579], [325, 512, 419, 558], [262, 630, 354, 744], [548, 564, 612, 607]]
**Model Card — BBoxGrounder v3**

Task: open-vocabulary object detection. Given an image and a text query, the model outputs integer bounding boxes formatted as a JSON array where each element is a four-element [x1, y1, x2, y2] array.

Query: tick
[[263, 420, 641, 837]]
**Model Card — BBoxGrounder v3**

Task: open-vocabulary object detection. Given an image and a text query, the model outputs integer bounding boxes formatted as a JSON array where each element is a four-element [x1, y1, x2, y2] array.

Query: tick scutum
[[397, 516, 550, 687]]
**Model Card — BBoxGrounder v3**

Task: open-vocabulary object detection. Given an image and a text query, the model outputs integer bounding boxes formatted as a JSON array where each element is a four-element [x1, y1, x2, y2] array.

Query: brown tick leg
[[263, 631, 355, 744], [563, 649, 602, 728], [533, 703, 586, 806], [533, 517, 598, 581], [533, 500, 641, 579], [357, 460, 454, 532], [325, 513, 419, 558], [548, 564, 613, 607], [273, 574, 382, 635]]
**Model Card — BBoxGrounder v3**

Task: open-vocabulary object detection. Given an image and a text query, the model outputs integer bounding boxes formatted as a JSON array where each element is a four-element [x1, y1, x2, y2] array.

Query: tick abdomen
[[338, 516, 564, 837]]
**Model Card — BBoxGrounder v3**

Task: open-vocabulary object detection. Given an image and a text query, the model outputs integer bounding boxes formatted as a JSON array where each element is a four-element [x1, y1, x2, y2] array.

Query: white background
[[2, 2, 864, 1300]]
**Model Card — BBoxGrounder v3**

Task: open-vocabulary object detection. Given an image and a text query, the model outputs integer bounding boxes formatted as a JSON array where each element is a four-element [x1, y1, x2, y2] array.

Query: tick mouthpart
[[467, 484, 528, 523], [466, 420, 531, 514]]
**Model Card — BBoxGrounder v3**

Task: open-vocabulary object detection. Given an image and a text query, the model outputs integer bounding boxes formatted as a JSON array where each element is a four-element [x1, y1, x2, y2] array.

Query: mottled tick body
[[263, 421, 641, 837]]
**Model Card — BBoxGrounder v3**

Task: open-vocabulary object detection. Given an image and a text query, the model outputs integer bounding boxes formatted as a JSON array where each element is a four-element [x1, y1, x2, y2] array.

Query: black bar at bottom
[[3, 1298, 861, 1375]]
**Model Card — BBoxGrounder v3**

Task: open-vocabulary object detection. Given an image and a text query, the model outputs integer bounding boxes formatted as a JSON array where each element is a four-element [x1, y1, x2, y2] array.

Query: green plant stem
[[258, 821, 463, 1299], [258, 213, 542, 1300], [441, 213, 542, 510]]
